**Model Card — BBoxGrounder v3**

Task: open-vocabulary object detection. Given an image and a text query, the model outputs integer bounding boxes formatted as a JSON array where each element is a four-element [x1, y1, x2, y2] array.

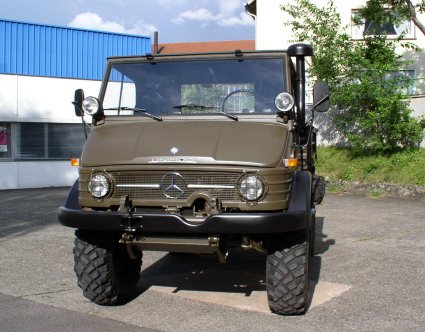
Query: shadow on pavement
[[315, 216, 335, 255], [138, 248, 267, 296], [0, 187, 70, 239], [135, 217, 334, 306]]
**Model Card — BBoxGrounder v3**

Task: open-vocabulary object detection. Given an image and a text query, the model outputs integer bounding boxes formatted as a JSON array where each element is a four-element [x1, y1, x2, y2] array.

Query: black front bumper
[[58, 207, 307, 234], [58, 171, 311, 234]]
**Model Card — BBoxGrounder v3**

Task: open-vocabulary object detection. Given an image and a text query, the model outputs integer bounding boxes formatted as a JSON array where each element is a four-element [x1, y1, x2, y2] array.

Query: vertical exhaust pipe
[[154, 31, 158, 54], [287, 44, 313, 128]]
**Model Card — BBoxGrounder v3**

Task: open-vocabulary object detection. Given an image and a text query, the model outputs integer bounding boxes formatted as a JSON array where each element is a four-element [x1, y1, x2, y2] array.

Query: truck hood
[[81, 120, 289, 168]]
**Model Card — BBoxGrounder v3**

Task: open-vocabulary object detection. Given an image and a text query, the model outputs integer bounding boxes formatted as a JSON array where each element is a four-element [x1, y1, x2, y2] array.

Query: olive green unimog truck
[[58, 43, 329, 315]]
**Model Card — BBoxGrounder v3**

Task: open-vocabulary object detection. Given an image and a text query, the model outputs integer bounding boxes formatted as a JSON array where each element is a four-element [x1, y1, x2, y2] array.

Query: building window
[[352, 10, 415, 39], [16, 123, 85, 160], [388, 69, 416, 95], [0, 123, 12, 159]]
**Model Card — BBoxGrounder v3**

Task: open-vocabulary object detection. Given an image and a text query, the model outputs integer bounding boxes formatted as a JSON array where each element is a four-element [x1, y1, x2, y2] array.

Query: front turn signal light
[[71, 159, 80, 166], [284, 158, 298, 167]]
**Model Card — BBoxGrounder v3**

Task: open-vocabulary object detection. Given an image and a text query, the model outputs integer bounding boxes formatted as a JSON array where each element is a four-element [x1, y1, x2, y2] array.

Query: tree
[[358, 0, 425, 36], [281, 0, 425, 150]]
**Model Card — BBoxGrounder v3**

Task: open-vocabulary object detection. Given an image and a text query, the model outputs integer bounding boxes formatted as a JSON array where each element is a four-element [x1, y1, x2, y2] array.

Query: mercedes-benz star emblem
[[161, 172, 187, 198], [170, 147, 179, 154]]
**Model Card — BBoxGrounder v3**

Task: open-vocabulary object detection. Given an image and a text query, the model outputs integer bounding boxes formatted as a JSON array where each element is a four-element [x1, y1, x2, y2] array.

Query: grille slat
[[111, 171, 240, 200]]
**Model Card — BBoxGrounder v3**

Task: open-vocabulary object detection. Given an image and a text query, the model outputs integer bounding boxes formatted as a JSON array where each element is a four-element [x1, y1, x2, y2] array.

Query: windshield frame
[[97, 51, 293, 119]]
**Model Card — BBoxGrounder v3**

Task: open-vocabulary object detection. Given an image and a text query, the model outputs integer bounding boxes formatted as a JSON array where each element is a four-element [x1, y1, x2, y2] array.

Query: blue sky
[[0, 0, 255, 43]]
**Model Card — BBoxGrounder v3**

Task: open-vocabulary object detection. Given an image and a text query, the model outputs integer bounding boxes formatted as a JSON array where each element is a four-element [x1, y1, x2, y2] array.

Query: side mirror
[[73, 89, 85, 117], [313, 82, 330, 112]]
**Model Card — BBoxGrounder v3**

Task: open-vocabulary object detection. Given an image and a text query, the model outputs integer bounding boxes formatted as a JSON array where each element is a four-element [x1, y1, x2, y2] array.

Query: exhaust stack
[[287, 43, 313, 128]]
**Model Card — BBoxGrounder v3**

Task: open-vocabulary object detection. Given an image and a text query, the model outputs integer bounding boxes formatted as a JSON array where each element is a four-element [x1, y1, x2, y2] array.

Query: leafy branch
[[281, 0, 424, 150]]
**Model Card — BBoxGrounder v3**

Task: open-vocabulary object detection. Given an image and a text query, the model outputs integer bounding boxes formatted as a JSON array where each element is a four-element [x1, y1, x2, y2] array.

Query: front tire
[[73, 230, 142, 305], [266, 230, 312, 315]]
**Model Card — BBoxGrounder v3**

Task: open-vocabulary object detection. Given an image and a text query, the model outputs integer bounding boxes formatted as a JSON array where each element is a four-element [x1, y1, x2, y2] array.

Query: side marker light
[[284, 159, 298, 167]]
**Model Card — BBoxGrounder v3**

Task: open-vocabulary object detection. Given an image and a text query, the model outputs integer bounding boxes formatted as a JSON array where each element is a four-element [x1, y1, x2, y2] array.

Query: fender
[[287, 170, 312, 215], [286, 170, 313, 235], [64, 179, 81, 210]]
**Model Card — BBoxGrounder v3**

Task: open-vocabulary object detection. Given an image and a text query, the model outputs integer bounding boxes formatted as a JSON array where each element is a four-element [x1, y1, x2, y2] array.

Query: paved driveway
[[0, 188, 424, 331]]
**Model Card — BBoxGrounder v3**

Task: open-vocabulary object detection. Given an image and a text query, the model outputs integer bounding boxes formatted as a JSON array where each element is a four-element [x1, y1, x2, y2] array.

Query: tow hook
[[119, 195, 142, 231]]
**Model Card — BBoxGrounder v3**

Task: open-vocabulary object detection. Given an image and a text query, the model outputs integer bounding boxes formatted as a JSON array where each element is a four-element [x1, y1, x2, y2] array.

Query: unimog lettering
[[150, 157, 195, 163], [59, 44, 330, 315]]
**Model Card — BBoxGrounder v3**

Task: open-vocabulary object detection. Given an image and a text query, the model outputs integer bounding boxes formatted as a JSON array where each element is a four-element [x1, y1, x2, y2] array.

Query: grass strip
[[316, 146, 425, 186]]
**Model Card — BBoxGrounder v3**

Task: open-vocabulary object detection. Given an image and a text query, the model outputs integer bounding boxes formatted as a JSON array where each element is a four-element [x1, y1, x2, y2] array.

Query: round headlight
[[82, 96, 100, 115], [238, 174, 265, 201], [275, 92, 294, 112], [87, 172, 112, 198]]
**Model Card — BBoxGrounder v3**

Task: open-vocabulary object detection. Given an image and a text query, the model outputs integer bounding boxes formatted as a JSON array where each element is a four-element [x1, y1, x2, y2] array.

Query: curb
[[326, 179, 425, 200]]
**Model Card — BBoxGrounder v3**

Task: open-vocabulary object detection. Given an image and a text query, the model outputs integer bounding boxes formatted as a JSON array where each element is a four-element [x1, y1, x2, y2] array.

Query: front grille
[[110, 171, 240, 201]]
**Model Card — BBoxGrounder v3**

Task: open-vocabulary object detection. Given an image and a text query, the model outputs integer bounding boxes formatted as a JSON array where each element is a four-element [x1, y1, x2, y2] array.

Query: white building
[[0, 19, 150, 189]]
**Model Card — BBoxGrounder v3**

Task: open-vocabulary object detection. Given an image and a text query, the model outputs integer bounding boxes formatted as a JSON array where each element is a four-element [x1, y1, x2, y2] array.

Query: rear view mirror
[[73, 89, 85, 117], [313, 82, 330, 112]]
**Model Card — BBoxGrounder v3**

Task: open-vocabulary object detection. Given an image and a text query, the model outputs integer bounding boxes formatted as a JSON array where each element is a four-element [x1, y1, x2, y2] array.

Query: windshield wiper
[[173, 104, 238, 121], [215, 111, 238, 121], [103, 107, 162, 121], [173, 104, 218, 110]]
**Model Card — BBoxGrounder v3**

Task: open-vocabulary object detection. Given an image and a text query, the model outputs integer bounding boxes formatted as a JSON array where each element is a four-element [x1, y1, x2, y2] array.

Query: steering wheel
[[221, 89, 255, 113]]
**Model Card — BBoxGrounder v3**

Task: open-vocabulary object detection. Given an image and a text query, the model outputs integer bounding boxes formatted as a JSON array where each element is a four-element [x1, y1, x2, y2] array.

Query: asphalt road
[[0, 187, 424, 331]]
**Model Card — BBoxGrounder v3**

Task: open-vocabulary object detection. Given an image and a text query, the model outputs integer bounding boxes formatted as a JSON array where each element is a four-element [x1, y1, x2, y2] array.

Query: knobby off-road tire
[[73, 230, 142, 306], [310, 214, 316, 258], [266, 230, 312, 315], [312, 174, 326, 205]]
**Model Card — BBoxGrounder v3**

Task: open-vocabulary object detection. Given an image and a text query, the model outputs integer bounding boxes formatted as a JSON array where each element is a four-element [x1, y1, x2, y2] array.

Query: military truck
[[58, 43, 329, 315]]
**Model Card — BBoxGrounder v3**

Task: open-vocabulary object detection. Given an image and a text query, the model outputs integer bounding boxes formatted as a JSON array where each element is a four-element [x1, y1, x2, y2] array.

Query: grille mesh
[[111, 171, 240, 200]]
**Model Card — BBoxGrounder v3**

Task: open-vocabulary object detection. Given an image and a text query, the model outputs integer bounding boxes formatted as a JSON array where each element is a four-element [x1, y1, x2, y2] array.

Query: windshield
[[102, 57, 287, 116]]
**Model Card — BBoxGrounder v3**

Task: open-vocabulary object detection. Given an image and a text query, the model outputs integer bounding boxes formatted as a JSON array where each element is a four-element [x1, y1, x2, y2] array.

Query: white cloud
[[158, 0, 240, 13], [125, 20, 158, 36], [171, 2, 253, 28], [68, 12, 157, 36], [172, 8, 218, 25], [218, 12, 254, 27], [218, 0, 242, 16]]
